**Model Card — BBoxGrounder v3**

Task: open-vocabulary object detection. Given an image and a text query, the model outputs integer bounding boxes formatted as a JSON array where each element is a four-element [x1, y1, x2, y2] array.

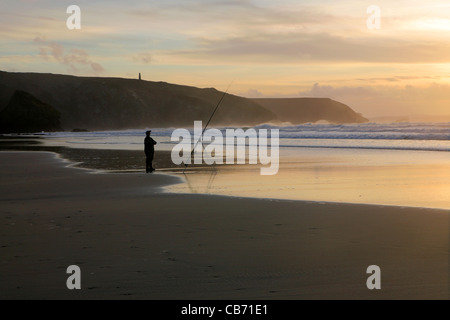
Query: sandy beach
[[4, 0, 450, 304], [0, 151, 448, 300]]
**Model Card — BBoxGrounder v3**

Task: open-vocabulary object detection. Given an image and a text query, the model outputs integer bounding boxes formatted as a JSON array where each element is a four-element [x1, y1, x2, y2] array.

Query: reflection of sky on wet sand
[[169, 148, 450, 210], [1, 138, 449, 209]]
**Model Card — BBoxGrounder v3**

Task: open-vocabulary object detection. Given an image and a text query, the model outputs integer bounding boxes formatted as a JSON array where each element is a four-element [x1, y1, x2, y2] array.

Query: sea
[[40, 122, 450, 152]]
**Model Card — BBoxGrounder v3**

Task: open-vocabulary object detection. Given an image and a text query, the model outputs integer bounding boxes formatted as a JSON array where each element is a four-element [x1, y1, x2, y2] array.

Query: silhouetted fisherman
[[144, 130, 157, 173]]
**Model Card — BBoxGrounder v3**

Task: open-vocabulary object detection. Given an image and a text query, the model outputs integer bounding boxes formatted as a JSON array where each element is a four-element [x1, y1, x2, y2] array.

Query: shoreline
[[0, 151, 448, 299], [6, 149, 449, 212], [2, 135, 450, 210]]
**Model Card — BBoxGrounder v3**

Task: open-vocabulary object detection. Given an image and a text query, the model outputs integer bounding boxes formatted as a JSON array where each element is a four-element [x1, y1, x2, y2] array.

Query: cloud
[[121, 1, 450, 65], [354, 75, 440, 83], [168, 32, 450, 64], [298, 83, 376, 98], [90, 62, 105, 73], [33, 36, 105, 74], [239, 88, 265, 98], [297, 83, 450, 118], [132, 52, 153, 64], [125, 1, 350, 42]]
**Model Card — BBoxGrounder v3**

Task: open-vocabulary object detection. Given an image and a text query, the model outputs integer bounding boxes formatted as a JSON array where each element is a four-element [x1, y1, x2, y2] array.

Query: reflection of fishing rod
[[183, 81, 233, 174]]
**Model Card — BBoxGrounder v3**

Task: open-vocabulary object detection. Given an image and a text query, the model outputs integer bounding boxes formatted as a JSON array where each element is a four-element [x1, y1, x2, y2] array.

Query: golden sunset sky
[[1, 0, 450, 119]]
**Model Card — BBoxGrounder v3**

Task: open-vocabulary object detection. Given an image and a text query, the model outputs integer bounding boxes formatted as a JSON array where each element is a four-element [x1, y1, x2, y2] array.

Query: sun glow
[[411, 18, 450, 31]]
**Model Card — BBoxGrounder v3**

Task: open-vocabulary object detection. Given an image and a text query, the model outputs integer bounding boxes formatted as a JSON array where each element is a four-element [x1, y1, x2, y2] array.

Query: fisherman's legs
[[146, 153, 155, 173]]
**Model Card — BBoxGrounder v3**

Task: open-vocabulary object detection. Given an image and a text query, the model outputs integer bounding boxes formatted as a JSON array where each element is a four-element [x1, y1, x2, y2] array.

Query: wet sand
[[0, 151, 448, 299], [3, 136, 450, 209], [170, 148, 450, 210]]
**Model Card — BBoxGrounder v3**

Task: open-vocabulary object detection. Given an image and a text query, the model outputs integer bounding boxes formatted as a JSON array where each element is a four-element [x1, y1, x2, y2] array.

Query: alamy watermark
[[366, 265, 381, 289], [66, 265, 81, 289], [66, 5, 81, 30], [171, 121, 279, 175], [366, 5, 381, 30]]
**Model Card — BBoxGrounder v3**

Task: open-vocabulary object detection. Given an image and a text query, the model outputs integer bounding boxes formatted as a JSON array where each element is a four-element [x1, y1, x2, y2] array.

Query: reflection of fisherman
[[144, 130, 157, 173]]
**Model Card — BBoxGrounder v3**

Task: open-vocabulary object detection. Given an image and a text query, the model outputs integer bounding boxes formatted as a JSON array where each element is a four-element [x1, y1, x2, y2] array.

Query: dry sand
[[0, 151, 448, 299]]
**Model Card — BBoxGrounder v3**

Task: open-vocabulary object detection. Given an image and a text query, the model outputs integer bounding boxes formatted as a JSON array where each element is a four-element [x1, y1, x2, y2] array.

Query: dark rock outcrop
[[0, 90, 62, 133]]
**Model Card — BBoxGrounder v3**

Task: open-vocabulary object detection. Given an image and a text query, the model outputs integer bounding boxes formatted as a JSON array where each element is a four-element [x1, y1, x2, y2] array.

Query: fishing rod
[[183, 81, 233, 174]]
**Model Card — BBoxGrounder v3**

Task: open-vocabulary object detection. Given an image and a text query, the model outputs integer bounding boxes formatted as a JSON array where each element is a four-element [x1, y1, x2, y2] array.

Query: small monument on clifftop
[[139, 73, 141, 80]]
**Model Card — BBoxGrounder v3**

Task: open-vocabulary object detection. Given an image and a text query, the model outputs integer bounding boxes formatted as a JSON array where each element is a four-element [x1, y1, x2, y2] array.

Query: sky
[[1, 0, 450, 120]]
